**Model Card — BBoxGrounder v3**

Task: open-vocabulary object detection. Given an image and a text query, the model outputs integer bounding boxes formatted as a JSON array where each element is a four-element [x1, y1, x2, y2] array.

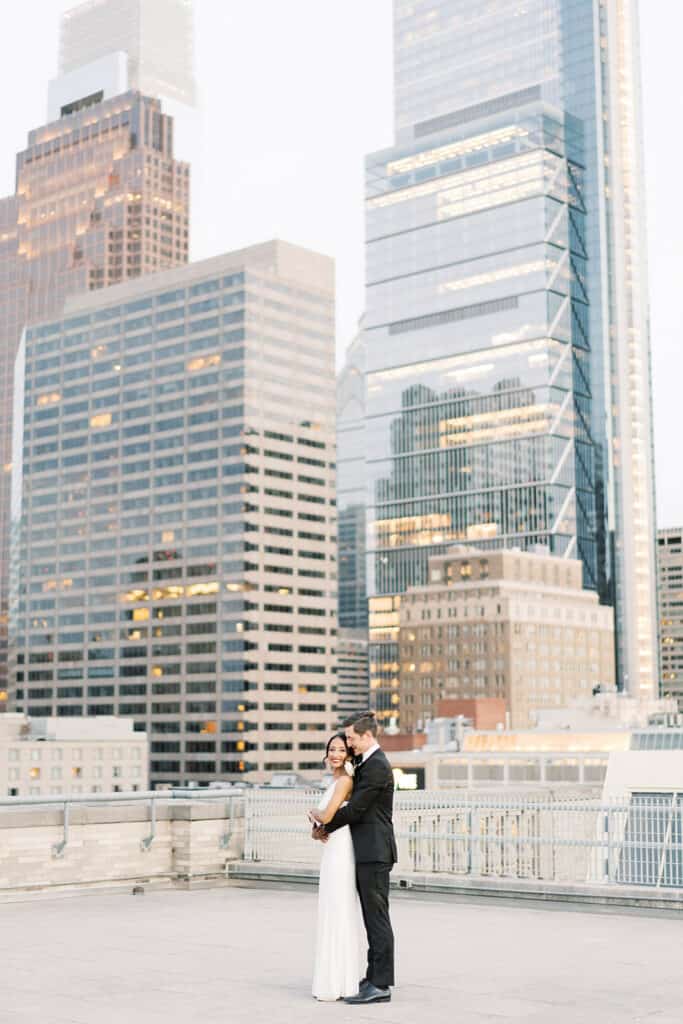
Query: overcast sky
[[0, 1, 680, 527]]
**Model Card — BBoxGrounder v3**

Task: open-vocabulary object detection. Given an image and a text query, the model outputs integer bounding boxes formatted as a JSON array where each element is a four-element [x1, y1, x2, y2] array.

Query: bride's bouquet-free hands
[[308, 810, 328, 842]]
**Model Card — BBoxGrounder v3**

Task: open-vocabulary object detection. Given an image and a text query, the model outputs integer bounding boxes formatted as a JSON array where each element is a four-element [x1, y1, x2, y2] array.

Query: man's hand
[[311, 824, 329, 843]]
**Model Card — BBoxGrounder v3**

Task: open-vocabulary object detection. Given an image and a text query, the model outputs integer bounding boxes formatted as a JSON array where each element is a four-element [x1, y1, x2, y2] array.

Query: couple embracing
[[308, 710, 397, 1004]]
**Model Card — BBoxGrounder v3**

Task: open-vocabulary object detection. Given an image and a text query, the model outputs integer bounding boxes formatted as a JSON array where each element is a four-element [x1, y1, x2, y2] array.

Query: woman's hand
[[308, 809, 323, 823]]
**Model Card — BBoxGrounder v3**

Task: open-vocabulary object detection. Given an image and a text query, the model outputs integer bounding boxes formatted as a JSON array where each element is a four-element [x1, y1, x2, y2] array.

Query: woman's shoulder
[[334, 773, 353, 794]]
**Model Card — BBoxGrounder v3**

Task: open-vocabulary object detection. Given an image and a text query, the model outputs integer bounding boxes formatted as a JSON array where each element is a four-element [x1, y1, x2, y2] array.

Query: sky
[[0, 0, 680, 528]]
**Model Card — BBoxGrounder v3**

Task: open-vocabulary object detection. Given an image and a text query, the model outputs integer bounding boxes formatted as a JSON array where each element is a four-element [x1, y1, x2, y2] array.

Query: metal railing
[[0, 787, 244, 859], [243, 789, 683, 890]]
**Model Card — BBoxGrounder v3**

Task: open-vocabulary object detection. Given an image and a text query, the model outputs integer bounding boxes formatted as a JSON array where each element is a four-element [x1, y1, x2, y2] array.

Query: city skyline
[[1, 6, 683, 1006], [0, 2, 679, 533]]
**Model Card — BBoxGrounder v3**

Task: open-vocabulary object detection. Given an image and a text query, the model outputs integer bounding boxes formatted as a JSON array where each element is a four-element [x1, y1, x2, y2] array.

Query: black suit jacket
[[325, 748, 397, 864]]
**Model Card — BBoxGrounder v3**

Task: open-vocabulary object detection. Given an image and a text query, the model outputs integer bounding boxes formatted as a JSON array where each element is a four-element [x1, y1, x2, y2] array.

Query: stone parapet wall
[[0, 797, 245, 894]]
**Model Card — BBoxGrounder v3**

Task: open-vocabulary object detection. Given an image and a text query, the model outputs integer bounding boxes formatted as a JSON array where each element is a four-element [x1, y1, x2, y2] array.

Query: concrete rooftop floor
[[1, 884, 682, 1024]]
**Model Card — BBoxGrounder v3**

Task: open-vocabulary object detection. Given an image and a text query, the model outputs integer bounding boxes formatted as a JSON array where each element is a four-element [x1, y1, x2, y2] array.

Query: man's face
[[344, 726, 360, 754], [345, 725, 373, 755]]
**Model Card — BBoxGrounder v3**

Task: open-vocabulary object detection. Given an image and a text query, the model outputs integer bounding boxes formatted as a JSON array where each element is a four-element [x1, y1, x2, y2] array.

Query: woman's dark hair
[[324, 732, 351, 762]]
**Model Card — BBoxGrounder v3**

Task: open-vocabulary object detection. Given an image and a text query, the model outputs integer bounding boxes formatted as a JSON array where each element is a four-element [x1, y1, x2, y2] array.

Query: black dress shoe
[[345, 983, 391, 1005]]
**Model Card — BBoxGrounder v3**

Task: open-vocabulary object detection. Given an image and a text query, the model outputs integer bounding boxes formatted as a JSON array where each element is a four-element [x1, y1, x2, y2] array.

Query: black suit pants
[[355, 861, 395, 988]]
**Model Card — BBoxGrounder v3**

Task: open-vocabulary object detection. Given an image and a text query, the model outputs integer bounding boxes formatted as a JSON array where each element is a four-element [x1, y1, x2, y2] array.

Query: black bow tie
[[353, 754, 364, 769]]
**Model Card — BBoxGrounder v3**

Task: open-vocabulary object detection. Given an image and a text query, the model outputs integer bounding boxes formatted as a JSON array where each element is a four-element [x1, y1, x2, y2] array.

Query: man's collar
[[361, 742, 380, 764]]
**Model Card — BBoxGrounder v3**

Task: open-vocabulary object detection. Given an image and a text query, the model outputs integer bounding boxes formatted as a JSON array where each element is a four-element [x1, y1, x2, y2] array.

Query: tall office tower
[[337, 330, 370, 721], [10, 241, 338, 786], [364, 0, 657, 720], [0, 91, 189, 712], [57, 0, 195, 106], [51, 0, 197, 165], [337, 324, 367, 631], [657, 528, 683, 708]]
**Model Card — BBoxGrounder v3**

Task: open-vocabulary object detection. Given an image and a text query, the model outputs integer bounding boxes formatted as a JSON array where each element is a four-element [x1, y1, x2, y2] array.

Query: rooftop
[[2, 884, 681, 1024]]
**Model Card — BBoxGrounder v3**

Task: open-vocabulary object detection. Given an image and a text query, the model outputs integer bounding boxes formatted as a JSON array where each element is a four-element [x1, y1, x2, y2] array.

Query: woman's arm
[[310, 775, 353, 825]]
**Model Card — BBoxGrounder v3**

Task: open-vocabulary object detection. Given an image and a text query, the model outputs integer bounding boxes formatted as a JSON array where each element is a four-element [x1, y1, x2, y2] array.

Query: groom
[[314, 710, 397, 1005]]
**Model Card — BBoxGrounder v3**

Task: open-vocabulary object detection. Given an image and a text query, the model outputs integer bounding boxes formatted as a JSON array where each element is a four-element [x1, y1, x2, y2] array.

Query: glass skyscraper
[[337, 323, 368, 632], [365, 0, 657, 718], [51, 1, 199, 169], [337, 327, 370, 716], [58, 0, 196, 108]]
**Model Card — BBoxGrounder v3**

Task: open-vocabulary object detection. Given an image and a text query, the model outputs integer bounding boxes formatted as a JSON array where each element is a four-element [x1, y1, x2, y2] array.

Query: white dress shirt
[[362, 742, 380, 764]]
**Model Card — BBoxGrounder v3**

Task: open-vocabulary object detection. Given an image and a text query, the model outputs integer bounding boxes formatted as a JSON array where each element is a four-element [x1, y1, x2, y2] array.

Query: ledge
[[227, 862, 683, 911], [0, 798, 241, 829]]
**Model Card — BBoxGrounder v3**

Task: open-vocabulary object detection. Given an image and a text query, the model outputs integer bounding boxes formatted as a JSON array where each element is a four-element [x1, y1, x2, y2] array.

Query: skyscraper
[[337, 323, 367, 632], [337, 326, 370, 716], [0, 90, 189, 710], [364, 0, 657, 719], [10, 241, 338, 786], [50, 0, 198, 166], [57, 0, 196, 108]]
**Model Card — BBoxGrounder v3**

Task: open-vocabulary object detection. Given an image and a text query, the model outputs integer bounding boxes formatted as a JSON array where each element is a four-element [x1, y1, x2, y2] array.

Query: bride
[[309, 733, 363, 1001]]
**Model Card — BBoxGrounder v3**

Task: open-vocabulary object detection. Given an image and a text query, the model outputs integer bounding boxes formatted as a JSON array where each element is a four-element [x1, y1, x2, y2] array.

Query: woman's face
[[327, 737, 348, 769]]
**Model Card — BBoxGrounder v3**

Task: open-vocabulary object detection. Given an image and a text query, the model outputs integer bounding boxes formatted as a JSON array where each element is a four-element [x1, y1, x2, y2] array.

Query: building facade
[[337, 324, 367, 632], [364, 0, 658, 720], [9, 241, 338, 786], [51, 1, 199, 169], [0, 89, 189, 709], [399, 547, 615, 730], [57, 0, 196, 108], [658, 528, 683, 707], [336, 629, 369, 721], [0, 712, 148, 797]]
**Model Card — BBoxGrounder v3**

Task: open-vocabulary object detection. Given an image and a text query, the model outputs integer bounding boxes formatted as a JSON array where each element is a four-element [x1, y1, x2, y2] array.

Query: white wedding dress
[[312, 780, 364, 1001]]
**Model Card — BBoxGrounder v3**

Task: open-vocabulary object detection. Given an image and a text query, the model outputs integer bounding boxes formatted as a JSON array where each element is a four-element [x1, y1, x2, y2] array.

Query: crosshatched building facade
[[364, 0, 658, 720], [9, 241, 338, 785]]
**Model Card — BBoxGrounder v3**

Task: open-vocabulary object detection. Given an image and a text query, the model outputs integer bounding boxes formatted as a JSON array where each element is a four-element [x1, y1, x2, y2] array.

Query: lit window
[[91, 412, 112, 428], [37, 391, 61, 407], [187, 353, 221, 372]]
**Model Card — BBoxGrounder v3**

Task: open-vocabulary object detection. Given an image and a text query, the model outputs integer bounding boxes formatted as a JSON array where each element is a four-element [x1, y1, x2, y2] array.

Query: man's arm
[[325, 761, 388, 834], [310, 775, 353, 825]]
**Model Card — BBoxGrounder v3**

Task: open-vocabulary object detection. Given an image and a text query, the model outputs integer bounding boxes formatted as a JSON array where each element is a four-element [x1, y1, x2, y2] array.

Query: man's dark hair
[[342, 710, 378, 737]]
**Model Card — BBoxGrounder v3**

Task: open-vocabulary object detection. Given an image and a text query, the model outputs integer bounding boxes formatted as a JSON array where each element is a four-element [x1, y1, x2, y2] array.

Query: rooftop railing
[[3, 787, 683, 898], [244, 789, 683, 890]]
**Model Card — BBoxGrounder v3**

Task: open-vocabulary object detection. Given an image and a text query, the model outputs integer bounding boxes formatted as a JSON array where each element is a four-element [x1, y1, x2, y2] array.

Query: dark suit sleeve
[[324, 759, 387, 834]]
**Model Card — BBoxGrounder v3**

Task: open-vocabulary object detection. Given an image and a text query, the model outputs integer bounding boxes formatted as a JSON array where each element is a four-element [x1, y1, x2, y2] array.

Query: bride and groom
[[309, 710, 397, 1004]]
